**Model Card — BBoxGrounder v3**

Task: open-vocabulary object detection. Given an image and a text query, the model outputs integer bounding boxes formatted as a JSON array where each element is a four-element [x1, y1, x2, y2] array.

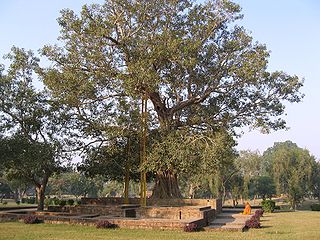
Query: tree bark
[[35, 174, 49, 211], [36, 185, 46, 211], [151, 171, 182, 199]]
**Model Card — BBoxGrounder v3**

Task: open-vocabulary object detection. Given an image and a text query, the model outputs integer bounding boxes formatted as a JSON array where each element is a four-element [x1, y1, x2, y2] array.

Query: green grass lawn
[[1, 211, 320, 240]]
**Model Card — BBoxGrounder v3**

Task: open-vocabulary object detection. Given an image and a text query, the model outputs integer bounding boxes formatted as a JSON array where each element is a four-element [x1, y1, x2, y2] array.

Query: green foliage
[[59, 200, 67, 207], [311, 161, 320, 200], [147, 130, 236, 175], [25, 198, 36, 204], [251, 176, 276, 200], [232, 150, 263, 200], [79, 135, 141, 182], [101, 181, 124, 198], [67, 199, 74, 206], [53, 198, 61, 206], [44, 198, 53, 207], [263, 141, 315, 209], [47, 172, 104, 198], [310, 204, 320, 211], [261, 199, 276, 213], [0, 135, 58, 180], [0, 179, 12, 197]]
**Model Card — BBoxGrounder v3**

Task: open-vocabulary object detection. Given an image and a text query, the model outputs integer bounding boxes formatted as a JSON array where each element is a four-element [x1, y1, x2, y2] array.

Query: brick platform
[[0, 198, 222, 230]]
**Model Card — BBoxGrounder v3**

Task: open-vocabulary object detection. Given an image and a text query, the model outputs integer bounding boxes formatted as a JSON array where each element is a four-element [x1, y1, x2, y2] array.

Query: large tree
[[263, 141, 315, 209], [42, 0, 303, 198], [0, 47, 67, 210]]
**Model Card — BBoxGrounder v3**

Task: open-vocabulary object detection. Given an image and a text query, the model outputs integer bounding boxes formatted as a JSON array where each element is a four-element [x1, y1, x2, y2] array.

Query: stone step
[[205, 224, 245, 232], [221, 208, 243, 213], [217, 213, 253, 219], [77, 214, 100, 218], [209, 218, 246, 226], [198, 206, 212, 211]]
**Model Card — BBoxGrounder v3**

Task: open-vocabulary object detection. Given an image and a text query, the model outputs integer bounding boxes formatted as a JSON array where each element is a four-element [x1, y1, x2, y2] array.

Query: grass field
[[1, 211, 320, 240]]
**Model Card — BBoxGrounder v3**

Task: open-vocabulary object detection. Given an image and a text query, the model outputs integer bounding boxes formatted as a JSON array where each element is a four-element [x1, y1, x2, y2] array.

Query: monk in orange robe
[[243, 202, 251, 215]]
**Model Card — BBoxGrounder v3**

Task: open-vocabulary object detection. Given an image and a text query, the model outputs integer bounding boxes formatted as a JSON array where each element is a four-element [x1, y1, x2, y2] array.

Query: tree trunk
[[35, 175, 49, 211], [124, 168, 130, 204], [36, 185, 46, 211], [151, 171, 182, 199], [148, 92, 182, 199], [188, 183, 195, 199]]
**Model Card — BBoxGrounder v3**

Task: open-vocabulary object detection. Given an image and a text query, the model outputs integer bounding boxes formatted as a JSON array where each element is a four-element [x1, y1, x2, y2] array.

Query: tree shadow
[[260, 225, 272, 229]]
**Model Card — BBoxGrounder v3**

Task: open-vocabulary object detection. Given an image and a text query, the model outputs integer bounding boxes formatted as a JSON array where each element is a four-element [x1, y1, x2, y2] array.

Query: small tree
[[0, 135, 61, 210], [0, 47, 68, 210]]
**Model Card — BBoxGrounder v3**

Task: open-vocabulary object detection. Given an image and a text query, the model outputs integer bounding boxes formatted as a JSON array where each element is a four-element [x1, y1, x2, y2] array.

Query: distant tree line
[[178, 141, 319, 210]]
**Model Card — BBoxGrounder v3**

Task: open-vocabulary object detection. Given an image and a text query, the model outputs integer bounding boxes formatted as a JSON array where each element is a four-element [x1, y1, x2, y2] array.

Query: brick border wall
[[81, 197, 222, 213]]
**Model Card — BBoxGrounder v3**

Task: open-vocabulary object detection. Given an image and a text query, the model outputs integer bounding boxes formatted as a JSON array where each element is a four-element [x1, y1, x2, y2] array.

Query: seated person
[[243, 202, 251, 215]]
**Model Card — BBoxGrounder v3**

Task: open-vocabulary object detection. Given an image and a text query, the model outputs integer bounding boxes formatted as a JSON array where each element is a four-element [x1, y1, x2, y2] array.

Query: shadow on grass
[[260, 219, 269, 222], [265, 230, 289, 235], [273, 210, 295, 213], [243, 225, 272, 232], [260, 225, 272, 229]]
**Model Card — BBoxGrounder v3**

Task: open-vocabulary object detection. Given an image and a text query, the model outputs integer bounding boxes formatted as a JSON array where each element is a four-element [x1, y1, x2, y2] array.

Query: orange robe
[[243, 203, 251, 215]]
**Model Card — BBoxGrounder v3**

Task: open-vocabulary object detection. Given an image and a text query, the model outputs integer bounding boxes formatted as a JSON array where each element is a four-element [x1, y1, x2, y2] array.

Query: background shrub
[[23, 215, 41, 224], [67, 199, 74, 206], [26, 198, 36, 204], [311, 204, 320, 211], [53, 198, 60, 205], [96, 220, 118, 229], [245, 215, 261, 228], [261, 200, 276, 213], [254, 209, 264, 219], [59, 200, 67, 207], [183, 223, 199, 232]]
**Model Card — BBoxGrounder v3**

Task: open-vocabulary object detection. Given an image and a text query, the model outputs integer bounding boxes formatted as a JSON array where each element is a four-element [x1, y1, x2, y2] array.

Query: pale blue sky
[[1, 1, 319, 159]]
